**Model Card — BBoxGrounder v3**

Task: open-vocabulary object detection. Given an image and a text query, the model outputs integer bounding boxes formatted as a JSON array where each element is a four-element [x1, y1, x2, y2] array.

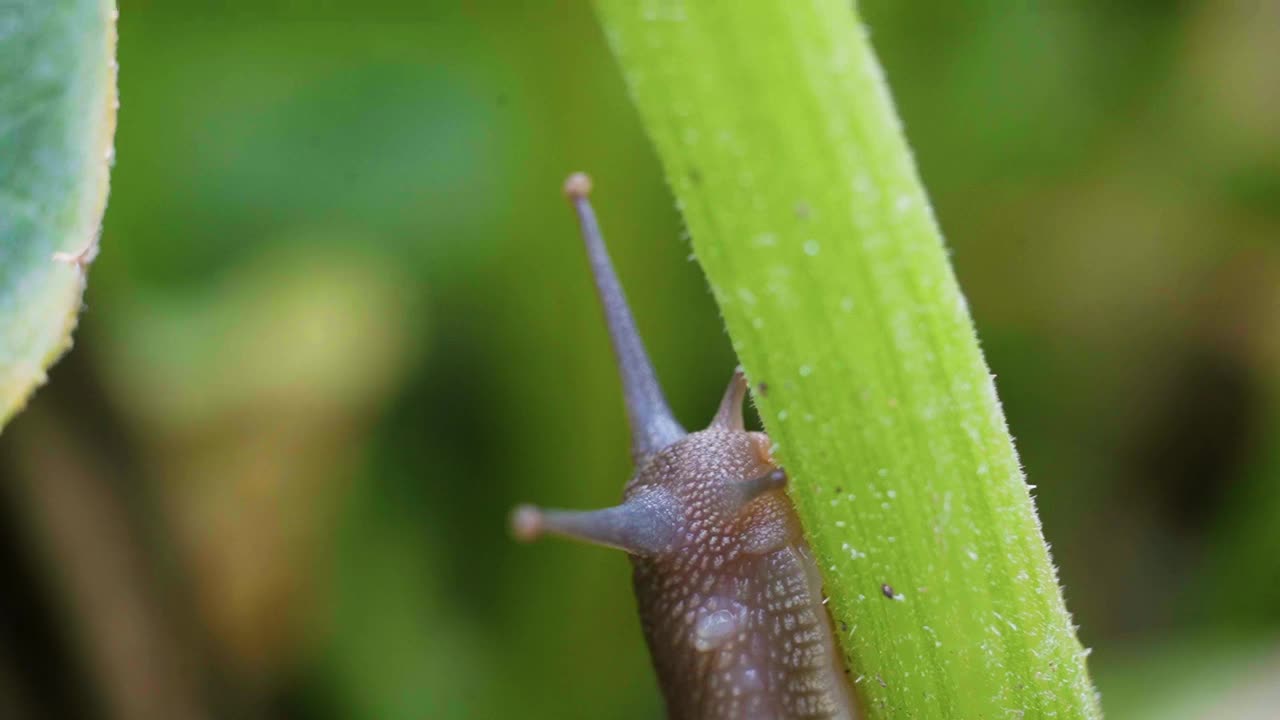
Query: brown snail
[[512, 173, 858, 720]]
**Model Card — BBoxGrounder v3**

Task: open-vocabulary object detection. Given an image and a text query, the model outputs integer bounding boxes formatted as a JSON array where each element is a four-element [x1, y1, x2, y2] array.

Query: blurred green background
[[2, 1, 1279, 718]]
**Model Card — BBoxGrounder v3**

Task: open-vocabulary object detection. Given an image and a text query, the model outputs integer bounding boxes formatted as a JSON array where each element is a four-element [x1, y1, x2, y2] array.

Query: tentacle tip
[[510, 504, 545, 542], [733, 467, 790, 509], [563, 172, 593, 200], [710, 368, 751, 431]]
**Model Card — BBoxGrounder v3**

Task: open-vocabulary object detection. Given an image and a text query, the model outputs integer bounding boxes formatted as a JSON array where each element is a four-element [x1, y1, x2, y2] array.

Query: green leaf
[[592, 1, 1101, 717], [0, 0, 117, 427]]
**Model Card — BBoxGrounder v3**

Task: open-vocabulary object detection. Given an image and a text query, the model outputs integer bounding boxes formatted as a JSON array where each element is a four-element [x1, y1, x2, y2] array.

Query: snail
[[512, 173, 858, 720]]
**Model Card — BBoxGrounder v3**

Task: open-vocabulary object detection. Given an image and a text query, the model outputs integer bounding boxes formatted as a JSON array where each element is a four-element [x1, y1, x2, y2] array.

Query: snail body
[[512, 174, 858, 720]]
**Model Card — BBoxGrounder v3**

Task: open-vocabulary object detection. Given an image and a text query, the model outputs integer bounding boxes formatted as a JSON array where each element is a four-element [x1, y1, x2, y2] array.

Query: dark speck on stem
[[881, 583, 894, 599]]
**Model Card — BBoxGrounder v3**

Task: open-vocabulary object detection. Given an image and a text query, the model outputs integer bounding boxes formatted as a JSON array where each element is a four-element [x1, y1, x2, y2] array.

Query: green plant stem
[[592, 1, 1100, 717]]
